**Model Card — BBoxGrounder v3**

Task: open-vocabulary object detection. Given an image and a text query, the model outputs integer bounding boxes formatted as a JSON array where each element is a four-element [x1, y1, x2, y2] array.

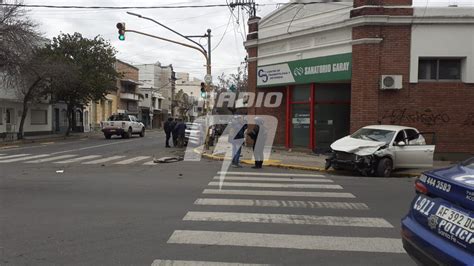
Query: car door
[[130, 116, 139, 133], [392, 129, 435, 168]]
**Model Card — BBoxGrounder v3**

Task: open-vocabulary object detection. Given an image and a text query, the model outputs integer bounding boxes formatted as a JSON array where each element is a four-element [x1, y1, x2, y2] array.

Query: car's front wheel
[[376, 158, 393, 177]]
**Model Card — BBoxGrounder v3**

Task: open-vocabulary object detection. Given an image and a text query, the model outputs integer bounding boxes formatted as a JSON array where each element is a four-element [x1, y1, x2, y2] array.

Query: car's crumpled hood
[[330, 136, 386, 156]]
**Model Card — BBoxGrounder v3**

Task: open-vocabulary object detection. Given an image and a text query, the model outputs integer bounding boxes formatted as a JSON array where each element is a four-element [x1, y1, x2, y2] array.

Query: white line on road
[[217, 171, 325, 177], [0, 154, 49, 163], [49, 139, 138, 155], [151, 260, 269, 266], [25, 154, 77, 163], [208, 181, 343, 190], [202, 189, 355, 198], [81, 156, 126, 164], [183, 211, 393, 228], [113, 156, 150, 165], [194, 198, 369, 210], [213, 176, 333, 183], [0, 154, 31, 160], [54, 155, 101, 164], [167, 230, 405, 253]]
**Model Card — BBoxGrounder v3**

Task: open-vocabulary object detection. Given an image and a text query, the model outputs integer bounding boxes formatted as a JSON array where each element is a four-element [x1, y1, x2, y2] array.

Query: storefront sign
[[257, 53, 352, 87]]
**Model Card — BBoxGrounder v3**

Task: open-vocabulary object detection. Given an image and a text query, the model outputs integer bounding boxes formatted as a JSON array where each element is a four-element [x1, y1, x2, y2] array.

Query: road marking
[[217, 171, 325, 177], [25, 154, 77, 163], [208, 182, 343, 190], [203, 189, 355, 198], [151, 260, 269, 266], [40, 142, 55, 145], [54, 155, 101, 164], [113, 156, 150, 165], [213, 176, 333, 183], [143, 160, 156, 165], [49, 139, 138, 155], [0, 154, 49, 163], [81, 156, 126, 164], [167, 230, 405, 253], [0, 154, 31, 159], [183, 211, 393, 228], [0, 145, 19, 149], [194, 198, 369, 210]]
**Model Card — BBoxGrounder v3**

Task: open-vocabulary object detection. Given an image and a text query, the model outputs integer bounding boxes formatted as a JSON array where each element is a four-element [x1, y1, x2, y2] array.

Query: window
[[145, 93, 149, 98], [31, 109, 48, 125], [418, 58, 462, 81]]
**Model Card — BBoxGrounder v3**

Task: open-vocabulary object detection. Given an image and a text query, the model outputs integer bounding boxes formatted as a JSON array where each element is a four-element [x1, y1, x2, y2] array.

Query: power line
[[0, 2, 339, 10]]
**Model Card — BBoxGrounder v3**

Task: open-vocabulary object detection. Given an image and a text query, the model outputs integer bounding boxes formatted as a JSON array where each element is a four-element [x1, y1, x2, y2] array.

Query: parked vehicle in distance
[[401, 157, 473, 265], [325, 125, 435, 177], [101, 114, 145, 139]]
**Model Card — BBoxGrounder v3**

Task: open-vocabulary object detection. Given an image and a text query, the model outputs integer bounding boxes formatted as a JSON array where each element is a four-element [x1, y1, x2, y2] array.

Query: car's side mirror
[[397, 141, 406, 146]]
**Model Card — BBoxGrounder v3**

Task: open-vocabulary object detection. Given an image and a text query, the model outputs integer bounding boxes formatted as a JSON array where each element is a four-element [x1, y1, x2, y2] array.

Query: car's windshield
[[351, 128, 396, 144], [461, 157, 474, 169], [108, 114, 128, 121]]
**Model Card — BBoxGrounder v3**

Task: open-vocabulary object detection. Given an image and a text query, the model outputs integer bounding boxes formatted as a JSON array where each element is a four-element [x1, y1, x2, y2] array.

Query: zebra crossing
[[152, 171, 406, 265], [0, 153, 157, 166]]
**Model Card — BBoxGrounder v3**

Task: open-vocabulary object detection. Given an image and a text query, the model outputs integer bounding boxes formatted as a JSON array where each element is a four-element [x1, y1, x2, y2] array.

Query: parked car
[[184, 122, 205, 146], [101, 114, 145, 139], [325, 125, 435, 177], [401, 157, 473, 265]]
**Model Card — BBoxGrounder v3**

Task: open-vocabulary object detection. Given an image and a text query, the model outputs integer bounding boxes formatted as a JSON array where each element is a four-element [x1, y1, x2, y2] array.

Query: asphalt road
[[0, 132, 417, 265]]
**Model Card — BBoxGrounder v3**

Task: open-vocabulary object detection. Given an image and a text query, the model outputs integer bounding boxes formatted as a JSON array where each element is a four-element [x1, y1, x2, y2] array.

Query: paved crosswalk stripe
[[54, 155, 101, 164], [113, 156, 150, 165], [203, 189, 355, 198], [183, 211, 393, 228], [0, 154, 31, 160], [208, 181, 343, 190], [25, 154, 77, 163], [167, 230, 405, 253], [151, 260, 269, 266], [213, 176, 333, 183], [217, 171, 324, 177], [81, 156, 125, 164], [0, 154, 49, 163], [194, 198, 369, 210]]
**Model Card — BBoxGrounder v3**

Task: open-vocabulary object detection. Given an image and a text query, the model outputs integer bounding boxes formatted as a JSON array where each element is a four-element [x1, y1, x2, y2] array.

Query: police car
[[401, 157, 473, 265]]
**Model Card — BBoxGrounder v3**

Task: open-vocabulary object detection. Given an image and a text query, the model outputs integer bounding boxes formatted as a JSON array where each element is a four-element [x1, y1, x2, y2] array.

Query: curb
[[0, 134, 91, 147], [199, 151, 420, 178]]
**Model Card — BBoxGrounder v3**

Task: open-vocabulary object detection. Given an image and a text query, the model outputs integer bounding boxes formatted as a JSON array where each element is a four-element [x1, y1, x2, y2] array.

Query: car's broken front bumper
[[326, 151, 374, 171]]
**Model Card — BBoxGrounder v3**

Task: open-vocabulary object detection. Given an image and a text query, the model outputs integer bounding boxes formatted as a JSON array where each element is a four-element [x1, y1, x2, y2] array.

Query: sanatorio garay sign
[[257, 53, 352, 87]]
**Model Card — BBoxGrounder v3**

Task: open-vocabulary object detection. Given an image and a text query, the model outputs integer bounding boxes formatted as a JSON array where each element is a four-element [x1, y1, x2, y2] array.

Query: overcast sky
[[20, 0, 474, 80]]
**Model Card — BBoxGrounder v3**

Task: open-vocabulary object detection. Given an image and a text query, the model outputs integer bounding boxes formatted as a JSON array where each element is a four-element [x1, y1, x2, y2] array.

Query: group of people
[[228, 116, 266, 169], [163, 115, 266, 169], [163, 117, 187, 148]]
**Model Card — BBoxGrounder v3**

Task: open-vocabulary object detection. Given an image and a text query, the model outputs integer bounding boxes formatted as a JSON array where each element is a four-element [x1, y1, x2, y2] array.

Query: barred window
[[31, 109, 48, 125]]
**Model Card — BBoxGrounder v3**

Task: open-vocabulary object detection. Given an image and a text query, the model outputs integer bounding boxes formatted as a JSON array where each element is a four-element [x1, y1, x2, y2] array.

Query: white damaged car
[[325, 125, 435, 177]]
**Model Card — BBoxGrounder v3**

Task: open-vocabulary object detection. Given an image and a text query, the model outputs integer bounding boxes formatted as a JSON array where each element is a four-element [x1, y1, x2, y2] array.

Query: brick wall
[[116, 60, 139, 81], [253, 87, 287, 145]]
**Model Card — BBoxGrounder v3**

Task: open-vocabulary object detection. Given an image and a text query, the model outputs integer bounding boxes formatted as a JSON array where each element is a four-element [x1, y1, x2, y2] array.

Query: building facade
[[245, 0, 474, 159]]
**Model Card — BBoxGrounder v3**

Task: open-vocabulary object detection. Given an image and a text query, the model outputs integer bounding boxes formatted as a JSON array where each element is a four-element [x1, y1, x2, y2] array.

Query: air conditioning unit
[[380, 75, 402, 90]]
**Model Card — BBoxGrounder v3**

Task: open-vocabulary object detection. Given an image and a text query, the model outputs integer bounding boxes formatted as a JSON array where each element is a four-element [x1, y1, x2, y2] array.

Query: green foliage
[[45, 32, 119, 106]]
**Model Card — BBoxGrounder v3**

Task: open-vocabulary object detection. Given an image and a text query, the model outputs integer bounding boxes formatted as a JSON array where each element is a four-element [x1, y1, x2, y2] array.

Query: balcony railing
[[120, 92, 142, 101]]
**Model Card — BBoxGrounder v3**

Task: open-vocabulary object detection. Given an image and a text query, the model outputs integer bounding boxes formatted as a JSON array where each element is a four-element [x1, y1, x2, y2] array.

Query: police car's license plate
[[436, 205, 473, 232]]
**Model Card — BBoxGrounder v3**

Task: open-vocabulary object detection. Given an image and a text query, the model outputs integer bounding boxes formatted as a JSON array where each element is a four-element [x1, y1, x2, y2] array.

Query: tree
[[173, 89, 193, 120], [45, 32, 119, 136], [0, 1, 55, 139], [215, 65, 248, 114]]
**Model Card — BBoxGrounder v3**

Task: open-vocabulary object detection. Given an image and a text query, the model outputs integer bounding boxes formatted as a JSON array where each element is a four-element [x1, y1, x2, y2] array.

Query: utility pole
[[229, 0, 256, 17]]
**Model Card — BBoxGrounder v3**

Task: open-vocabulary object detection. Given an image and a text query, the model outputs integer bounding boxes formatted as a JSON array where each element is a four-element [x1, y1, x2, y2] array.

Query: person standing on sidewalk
[[174, 118, 187, 148], [163, 117, 173, 148], [171, 118, 178, 147], [229, 116, 247, 168], [247, 117, 266, 169]]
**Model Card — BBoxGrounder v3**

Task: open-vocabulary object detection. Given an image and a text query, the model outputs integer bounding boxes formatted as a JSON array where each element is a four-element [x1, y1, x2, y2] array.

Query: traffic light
[[116, 22, 126, 41], [200, 82, 206, 98]]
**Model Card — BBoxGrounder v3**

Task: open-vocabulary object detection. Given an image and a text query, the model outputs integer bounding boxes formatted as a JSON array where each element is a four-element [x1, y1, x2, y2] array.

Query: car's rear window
[[108, 114, 128, 121]]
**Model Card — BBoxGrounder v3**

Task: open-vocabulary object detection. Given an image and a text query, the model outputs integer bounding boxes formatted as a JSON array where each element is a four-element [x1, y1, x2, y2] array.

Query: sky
[[16, 0, 474, 81]]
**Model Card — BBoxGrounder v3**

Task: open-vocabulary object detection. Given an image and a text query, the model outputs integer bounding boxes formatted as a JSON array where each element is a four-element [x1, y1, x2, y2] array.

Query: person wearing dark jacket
[[174, 119, 187, 148], [229, 116, 247, 168], [170, 118, 178, 147], [247, 117, 266, 169], [163, 117, 174, 148]]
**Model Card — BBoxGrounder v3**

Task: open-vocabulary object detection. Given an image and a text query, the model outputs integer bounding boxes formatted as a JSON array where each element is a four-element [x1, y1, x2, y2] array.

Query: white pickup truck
[[101, 114, 145, 139]]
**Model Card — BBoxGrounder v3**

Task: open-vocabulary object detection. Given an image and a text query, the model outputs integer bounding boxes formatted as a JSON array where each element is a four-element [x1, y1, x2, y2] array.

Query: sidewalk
[[201, 139, 454, 177]]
